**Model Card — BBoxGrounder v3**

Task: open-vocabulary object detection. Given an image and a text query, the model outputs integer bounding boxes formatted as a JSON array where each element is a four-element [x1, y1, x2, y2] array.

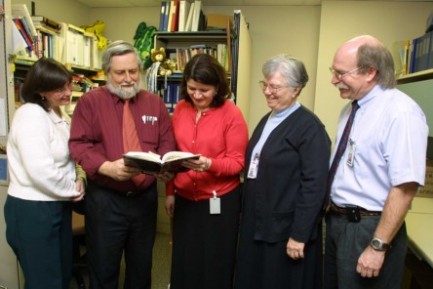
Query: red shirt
[[69, 86, 175, 192], [166, 99, 248, 201]]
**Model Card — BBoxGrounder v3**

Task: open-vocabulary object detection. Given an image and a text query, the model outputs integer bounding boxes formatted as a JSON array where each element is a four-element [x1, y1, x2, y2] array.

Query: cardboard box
[[207, 14, 231, 30], [418, 159, 433, 198]]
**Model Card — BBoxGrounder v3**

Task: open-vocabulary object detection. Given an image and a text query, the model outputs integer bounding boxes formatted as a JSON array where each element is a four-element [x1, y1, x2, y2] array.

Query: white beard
[[107, 81, 141, 100]]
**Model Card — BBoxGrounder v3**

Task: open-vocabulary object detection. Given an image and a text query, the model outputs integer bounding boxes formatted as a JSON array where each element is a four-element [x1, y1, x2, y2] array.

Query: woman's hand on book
[[183, 156, 211, 172]]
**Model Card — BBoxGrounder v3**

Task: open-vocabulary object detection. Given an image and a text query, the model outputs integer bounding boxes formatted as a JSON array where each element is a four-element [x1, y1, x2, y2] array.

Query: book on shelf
[[428, 30, 433, 70], [12, 18, 34, 52], [392, 39, 410, 77], [169, 0, 180, 32], [407, 38, 417, 74], [11, 22, 29, 54], [31, 15, 62, 33], [178, 0, 192, 32], [123, 151, 201, 174], [191, 0, 203, 32], [159, 1, 168, 31], [11, 4, 37, 37], [163, 1, 171, 31], [184, 2, 195, 32], [160, 82, 180, 113]]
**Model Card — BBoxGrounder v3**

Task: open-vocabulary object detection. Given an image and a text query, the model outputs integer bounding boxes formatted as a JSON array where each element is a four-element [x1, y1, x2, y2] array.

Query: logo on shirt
[[142, 115, 158, 125]]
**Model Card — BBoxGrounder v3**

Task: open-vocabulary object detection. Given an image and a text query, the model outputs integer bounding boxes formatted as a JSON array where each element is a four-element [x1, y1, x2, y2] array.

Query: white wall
[[314, 1, 433, 144]]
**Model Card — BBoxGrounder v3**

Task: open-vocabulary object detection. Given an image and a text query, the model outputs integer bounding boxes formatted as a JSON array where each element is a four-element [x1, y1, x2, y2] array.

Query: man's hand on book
[[98, 159, 141, 181]]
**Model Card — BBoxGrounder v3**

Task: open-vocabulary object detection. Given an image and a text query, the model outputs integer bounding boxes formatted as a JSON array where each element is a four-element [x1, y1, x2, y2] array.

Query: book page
[[162, 151, 199, 162], [124, 151, 162, 163]]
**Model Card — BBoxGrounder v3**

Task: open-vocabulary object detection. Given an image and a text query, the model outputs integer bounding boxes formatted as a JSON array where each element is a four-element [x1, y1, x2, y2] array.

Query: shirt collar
[[47, 109, 69, 125], [357, 84, 383, 108]]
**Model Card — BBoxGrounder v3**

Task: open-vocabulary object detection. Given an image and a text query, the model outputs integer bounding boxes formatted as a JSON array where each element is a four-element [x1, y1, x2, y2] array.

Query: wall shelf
[[397, 68, 433, 84]]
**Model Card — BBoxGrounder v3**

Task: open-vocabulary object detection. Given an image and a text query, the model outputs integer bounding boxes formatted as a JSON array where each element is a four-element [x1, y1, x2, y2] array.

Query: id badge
[[210, 190, 221, 215], [247, 153, 260, 179], [346, 139, 356, 167]]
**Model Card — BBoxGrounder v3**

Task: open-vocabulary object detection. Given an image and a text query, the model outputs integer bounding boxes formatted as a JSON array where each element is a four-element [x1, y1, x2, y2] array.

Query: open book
[[123, 151, 201, 174]]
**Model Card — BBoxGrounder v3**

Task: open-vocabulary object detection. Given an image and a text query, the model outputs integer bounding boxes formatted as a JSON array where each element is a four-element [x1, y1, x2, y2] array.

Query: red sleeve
[[69, 91, 108, 177]]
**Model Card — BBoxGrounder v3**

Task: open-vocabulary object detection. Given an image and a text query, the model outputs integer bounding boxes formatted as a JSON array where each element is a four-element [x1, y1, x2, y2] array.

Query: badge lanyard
[[209, 190, 221, 215], [247, 153, 260, 179]]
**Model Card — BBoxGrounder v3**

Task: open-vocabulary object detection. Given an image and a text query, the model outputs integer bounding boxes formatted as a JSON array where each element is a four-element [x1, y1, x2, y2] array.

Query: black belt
[[330, 203, 382, 217], [116, 190, 143, 198]]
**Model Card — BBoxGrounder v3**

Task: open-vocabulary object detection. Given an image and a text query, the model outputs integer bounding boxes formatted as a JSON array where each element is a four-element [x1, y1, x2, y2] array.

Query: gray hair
[[262, 54, 309, 93], [101, 40, 142, 74], [357, 43, 396, 89]]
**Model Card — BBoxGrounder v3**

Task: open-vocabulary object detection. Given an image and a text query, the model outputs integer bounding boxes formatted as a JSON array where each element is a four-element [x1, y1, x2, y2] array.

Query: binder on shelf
[[159, 1, 168, 31], [178, 0, 191, 32], [419, 33, 431, 72], [412, 34, 429, 73], [428, 31, 433, 69], [62, 23, 87, 67], [163, 1, 171, 32]]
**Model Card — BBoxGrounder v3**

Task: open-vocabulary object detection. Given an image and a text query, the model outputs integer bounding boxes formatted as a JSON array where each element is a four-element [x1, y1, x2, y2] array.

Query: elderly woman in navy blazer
[[235, 54, 330, 289]]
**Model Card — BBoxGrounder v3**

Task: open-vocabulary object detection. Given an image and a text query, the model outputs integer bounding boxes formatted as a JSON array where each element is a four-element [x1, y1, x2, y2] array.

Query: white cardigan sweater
[[7, 103, 80, 201]]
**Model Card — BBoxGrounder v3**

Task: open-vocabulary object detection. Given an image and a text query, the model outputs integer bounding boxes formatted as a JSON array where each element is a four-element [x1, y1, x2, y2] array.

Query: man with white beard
[[69, 40, 175, 289]]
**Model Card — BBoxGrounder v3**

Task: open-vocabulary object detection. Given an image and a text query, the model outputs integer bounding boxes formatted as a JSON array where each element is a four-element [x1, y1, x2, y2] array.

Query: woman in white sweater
[[4, 58, 85, 289]]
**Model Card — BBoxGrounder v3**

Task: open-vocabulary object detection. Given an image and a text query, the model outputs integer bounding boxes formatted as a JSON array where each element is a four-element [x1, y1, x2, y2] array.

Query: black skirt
[[170, 186, 241, 289], [234, 181, 323, 289]]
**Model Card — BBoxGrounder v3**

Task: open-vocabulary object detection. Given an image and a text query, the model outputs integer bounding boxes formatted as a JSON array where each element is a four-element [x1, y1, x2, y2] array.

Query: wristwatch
[[370, 238, 390, 252]]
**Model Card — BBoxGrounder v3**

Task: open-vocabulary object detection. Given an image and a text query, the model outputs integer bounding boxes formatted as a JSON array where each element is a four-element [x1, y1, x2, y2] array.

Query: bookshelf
[[397, 68, 433, 84], [149, 10, 251, 120], [10, 5, 104, 114]]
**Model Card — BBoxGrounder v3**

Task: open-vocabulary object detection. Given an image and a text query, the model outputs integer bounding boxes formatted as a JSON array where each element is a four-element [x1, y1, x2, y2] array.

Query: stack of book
[[11, 4, 37, 59], [31, 15, 62, 34], [174, 43, 228, 72]]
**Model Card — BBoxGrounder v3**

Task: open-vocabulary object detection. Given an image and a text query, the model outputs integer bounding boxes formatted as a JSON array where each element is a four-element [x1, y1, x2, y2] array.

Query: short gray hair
[[101, 40, 142, 74], [262, 54, 309, 92]]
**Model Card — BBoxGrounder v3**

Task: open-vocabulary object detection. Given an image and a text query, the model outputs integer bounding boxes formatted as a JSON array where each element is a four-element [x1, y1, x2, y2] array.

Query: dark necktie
[[326, 100, 360, 205]]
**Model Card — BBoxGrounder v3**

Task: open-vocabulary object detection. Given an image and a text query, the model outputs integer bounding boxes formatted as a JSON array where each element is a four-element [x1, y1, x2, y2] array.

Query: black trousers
[[85, 182, 158, 289], [4, 195, 72, 289], [324, 213, 407, 289]]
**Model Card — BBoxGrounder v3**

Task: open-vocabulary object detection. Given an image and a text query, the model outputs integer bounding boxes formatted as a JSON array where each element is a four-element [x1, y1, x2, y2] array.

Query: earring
[[41, 95, 45, 101]]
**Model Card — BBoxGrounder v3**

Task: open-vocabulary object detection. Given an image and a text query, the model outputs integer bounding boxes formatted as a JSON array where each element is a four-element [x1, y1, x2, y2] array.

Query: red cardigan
[[166, 99, 248, 201]]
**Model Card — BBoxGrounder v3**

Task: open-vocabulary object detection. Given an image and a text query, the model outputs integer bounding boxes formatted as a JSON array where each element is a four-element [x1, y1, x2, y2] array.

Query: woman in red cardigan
[[165, 53, 248, 289]]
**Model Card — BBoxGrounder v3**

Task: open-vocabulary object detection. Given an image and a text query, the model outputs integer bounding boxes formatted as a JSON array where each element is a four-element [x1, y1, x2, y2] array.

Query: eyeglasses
[[329, 67, 360, 80], [258, 81, 288, 94]]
